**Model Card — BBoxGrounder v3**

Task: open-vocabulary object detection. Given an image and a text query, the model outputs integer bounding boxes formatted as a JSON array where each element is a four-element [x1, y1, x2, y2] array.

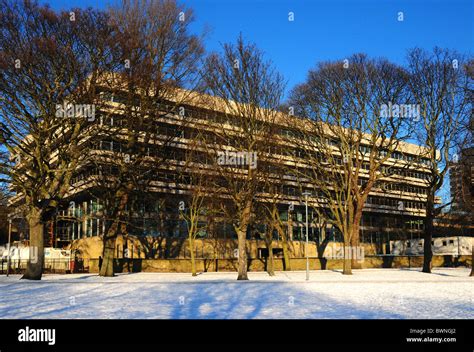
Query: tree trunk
[[422, 195, 434, 273], [422, 219, 433, 273], [100, 191, 129, 277], [281, 231, 291, 271], [236, 201, 251, 280], [236, 227, 248, 280], [189, 235, 197, 276], [272, 205, 291, 271], [267, 243, 275, 276], [351, 209, 362, 269], [274, 218, 291, 271], [100, 231, 116, 277], [264, 226, 275, 276], [316, 221, 328, 270], [21, 207, 44, 280], [342, 238, 352, 275], [273, 217, 291, 271]]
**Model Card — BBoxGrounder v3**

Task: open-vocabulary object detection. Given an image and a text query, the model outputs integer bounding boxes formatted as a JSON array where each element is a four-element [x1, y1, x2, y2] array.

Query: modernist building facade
[[450, 147, 474, 214], [437, 146, 474, 238], [10, 86, 441, 255]]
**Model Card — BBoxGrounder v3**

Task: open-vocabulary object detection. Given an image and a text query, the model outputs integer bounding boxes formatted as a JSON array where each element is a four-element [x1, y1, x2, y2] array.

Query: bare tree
[[0, 0, 114, 279], [289, 54, 411, 274], [179, 131, 214, 276], [406, 48, 472, 273], [468, 59, 474, 278], [0, 149, 10, 203], [179, 181, 207, 277], [201, 35, 285, 280], [458, 59, 474, 277], [253, 201, 276, 276], [90, 0, 204, 277], [257, 165, 293, 273]]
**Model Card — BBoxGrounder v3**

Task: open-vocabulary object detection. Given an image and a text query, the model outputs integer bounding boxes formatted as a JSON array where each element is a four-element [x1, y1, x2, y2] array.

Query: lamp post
[[6, 219, 12, 277], [302, 191, 311, 281]]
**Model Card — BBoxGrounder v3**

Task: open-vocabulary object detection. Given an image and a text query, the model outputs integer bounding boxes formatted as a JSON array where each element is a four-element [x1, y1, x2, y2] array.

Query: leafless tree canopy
[[0, 0, 115, 279], [288, 54, 411, 274], [201, 35, 286, 279], [405, 47, 471, 273]]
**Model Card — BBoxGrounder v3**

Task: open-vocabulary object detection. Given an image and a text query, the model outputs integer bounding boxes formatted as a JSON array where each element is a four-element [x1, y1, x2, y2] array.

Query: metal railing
[[0, 258, 72, 274]]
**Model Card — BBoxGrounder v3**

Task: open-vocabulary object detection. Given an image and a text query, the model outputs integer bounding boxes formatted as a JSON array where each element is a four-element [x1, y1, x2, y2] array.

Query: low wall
[[81, 255, 472, 273], [68, 235, 381, 260]]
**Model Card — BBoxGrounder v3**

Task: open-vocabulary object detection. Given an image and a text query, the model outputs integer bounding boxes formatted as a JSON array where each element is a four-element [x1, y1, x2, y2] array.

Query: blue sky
[[43, 0, 473, 96]]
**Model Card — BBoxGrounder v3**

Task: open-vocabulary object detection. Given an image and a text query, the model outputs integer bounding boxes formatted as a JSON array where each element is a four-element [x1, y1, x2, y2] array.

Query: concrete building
[[9, 86, 442, 256], [450, 147, 474, 214]]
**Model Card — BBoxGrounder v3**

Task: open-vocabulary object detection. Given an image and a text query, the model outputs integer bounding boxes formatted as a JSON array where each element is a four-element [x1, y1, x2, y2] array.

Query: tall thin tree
[[406, 48, 471, 273], [289, 54, 412, 274], [201, 35, 285, 280]]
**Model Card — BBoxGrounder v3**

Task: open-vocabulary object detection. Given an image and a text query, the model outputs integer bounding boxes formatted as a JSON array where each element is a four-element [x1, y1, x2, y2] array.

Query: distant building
[[450, 147, 474, 214], [445, 116, 474, 240]]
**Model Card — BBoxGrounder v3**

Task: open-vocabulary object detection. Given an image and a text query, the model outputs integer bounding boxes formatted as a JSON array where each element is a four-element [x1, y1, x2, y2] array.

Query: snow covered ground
[[0, 268, 472, 319]]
